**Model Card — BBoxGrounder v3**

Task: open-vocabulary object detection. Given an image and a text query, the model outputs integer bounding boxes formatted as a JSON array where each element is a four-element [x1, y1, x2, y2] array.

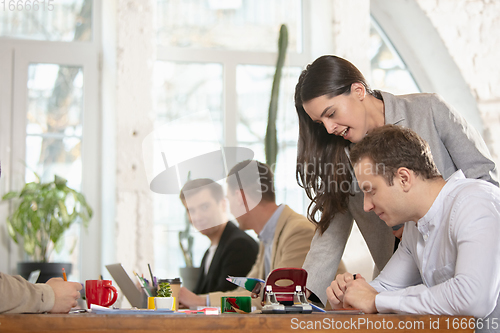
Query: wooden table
[[0, 313, 475, 332]]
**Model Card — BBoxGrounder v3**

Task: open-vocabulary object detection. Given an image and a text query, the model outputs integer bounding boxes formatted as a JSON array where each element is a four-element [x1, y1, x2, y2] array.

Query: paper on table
[[28, 270, 41, 284], [89, 304, 184, 315], [226, 276, 264, 292], [178, 308, 219, 315], [310, 303, 326, 312]]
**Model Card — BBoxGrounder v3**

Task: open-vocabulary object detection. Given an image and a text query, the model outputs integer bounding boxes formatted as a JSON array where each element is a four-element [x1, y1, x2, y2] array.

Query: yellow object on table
[[147, 297, 156, 310]]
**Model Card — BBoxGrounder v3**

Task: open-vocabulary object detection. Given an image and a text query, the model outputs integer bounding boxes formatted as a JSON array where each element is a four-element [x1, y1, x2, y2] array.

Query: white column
[[331, 0, 371, 76], [113, 0, 155, 276]]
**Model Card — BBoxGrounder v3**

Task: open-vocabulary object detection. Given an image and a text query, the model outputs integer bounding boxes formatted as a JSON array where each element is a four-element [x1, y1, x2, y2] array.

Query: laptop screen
[[106, 263, 146, 308]]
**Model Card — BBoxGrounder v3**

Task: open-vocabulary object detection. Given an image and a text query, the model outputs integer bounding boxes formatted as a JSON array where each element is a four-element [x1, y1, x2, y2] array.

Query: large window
[[369, 17, 420, 94], [152, 0, 308, 279], [150, 2, 422, 281], [0, 0, 99, 280], [156, 0, 302, 52], [0, 0, 92, 41]]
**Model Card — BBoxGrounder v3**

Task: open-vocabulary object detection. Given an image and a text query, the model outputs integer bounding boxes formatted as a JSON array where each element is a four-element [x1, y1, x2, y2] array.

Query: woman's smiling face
[[302, 83, 369, 143]]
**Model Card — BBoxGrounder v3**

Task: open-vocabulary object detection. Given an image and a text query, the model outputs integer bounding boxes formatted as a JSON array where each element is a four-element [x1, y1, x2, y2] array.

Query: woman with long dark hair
[[295, 55, 498, 306]]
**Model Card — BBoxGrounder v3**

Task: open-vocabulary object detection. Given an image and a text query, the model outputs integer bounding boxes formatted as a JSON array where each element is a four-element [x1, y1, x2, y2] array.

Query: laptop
[[106, 263, 147, 308]]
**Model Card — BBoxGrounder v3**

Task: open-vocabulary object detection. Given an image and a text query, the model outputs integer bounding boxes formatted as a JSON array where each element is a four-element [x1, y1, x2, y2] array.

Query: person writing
[[328, 125, 500, 333], [294, 55, 498, 306], [179, 178, 258, 294], [179, 160, 345, 309], [0, 273, 82, 313]]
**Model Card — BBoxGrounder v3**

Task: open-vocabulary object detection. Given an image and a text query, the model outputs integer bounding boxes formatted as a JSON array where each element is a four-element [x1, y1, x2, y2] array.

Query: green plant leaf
[[22, 181, 43, 192], [53, 234, 66, 254], [23, 233, 36, 256], [6, 219, 18, 243], [54, 175, 68, 189], [157, 282, 172, 297], [50, 216, 65, 244], [2, 191, 19, 200]]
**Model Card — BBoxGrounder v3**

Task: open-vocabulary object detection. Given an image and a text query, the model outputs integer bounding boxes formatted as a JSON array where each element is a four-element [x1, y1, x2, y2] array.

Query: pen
[[62, 268, 67, 281], [148, 263, 154, 287]]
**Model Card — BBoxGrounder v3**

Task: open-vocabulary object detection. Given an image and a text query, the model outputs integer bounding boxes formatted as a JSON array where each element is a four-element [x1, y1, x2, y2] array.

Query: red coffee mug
[[85, 280, 118, 309]]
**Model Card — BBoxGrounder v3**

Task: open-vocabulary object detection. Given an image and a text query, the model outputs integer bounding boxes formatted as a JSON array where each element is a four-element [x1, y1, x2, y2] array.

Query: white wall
[[110, 0, 156, 275], [416, 0, 500, 166]]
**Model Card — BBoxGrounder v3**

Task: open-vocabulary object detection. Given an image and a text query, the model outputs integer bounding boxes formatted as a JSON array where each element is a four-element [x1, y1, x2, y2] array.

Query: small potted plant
[[154, 282, 174, 310], [2, 173, 93, 282]]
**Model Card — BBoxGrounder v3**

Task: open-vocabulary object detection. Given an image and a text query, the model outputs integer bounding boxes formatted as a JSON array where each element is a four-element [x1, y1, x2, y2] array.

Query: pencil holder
[[147, 297, 156, 309]]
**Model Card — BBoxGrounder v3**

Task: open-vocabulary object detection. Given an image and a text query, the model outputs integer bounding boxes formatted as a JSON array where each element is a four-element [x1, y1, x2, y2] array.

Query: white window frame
[[0, 1, 101, 281], [152, 1, 314, 277], [156, 1, 312, 148]]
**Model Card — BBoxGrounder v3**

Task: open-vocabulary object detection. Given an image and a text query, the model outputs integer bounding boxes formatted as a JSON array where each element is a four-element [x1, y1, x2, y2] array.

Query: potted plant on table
[[2, 173, 93, 282], [154, 281, 175, 310]]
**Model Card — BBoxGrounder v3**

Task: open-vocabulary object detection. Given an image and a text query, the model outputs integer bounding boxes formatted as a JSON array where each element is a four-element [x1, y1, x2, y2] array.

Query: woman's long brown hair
[[295, 55, 378, 234]]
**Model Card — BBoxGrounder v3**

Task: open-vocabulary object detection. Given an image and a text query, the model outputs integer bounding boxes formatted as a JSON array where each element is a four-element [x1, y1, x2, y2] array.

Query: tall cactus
[[265, 24, 288, 172]]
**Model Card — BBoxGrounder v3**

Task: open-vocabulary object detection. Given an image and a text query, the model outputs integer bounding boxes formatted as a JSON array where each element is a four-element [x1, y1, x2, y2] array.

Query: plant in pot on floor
[[178, 172, 201, 291], [2, 173, 93, 282], [154, 281, 174, 310]]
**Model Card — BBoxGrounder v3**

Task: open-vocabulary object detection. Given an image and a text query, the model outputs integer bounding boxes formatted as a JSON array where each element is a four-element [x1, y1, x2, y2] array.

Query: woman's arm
[[431, 94, 498, 186], [302, 210, 354, 306]]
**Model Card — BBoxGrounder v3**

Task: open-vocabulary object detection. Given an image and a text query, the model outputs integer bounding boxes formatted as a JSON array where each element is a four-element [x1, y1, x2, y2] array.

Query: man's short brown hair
[[179, 178, 224, 203], [227, 160, 275, 203], [350, 125, 441, 185]]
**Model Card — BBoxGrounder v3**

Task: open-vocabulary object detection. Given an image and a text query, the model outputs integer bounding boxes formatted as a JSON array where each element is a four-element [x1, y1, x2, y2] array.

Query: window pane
[[25, 136, 82, 187], [25, 63, 84, 279], [236, 64, 302, 210], [236, 64, 300, 146], [26, 63, 83, 186], [156, 0, 302, 53], [153, 61, 223, 132], [27, 64, 83, 134], [152, 61, 223, 279], [370, 18, 420, 94], [275, 145, 305, 215], [153, 196, 210, 279], [0, 0, 92, 41]]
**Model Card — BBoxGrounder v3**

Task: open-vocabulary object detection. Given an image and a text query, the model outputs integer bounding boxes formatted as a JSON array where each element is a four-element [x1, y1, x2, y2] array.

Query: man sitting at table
[[179, 160, 346, 308], [0, 270, 82, 313], [180, 178, 259, 294], [327, 125, 500, 331]]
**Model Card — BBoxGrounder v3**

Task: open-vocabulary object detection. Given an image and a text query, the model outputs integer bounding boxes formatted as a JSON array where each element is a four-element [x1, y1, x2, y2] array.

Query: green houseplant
[[157, 282, 172, 297], [2, 173, 93, 282], [154, 282, 174, 310]]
